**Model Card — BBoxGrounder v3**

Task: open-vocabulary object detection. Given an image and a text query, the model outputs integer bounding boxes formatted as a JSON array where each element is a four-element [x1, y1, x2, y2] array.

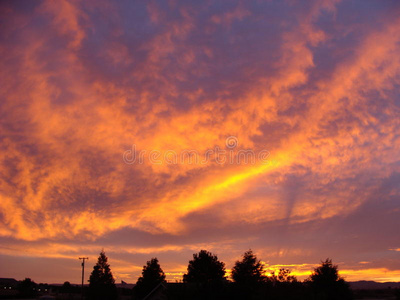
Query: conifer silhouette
[[88, 250, 117, 300]]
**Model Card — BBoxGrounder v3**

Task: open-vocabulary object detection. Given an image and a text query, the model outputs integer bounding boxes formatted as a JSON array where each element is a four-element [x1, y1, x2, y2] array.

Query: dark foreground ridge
[[2, 251, 400, 300], [1, 277, 400, 300]]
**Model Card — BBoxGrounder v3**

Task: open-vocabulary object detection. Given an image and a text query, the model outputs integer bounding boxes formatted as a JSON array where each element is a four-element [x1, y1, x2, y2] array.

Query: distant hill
[[349, 281, 400, 290]]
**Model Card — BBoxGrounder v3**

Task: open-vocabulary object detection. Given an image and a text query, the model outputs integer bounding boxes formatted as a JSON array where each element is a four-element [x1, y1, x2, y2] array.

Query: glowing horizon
[[1, 0, 400, 284]]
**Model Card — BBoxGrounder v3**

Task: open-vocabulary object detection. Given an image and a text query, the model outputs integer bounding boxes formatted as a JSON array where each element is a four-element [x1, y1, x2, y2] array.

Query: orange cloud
[[1, 0, 400, 283]]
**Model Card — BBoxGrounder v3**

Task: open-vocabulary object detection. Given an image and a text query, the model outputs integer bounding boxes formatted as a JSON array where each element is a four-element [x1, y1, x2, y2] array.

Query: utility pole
[[79, 257, 89, 299]]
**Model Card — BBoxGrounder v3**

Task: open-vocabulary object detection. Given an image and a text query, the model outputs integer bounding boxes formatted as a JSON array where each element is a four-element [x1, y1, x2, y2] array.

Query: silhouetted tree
[[183, 250, 226, 285], [271, 268, 297, 284], [61, 281, 82, 298], [183, 250, 227, 300], [268, 269, 304, 300], [88, 250, 118, 300], [17, 278, 37, 298], [133, 257, 166, 299], [61, 281, 72, 292], [231, 250, 266, 299], [232, 250, 265, 286], [308, 258, 352, 300]]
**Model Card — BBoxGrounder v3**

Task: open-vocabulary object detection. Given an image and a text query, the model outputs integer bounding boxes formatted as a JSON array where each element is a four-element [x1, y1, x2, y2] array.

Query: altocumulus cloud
[[0, 0, 400, 283]]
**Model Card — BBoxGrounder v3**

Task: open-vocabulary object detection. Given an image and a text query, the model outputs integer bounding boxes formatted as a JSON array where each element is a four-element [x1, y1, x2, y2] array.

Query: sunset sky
[[1, 0, 400, 284]]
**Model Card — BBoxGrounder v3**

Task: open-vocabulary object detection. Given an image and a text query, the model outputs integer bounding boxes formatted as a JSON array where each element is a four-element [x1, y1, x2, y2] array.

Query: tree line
[[87, 249, 354, 300]]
